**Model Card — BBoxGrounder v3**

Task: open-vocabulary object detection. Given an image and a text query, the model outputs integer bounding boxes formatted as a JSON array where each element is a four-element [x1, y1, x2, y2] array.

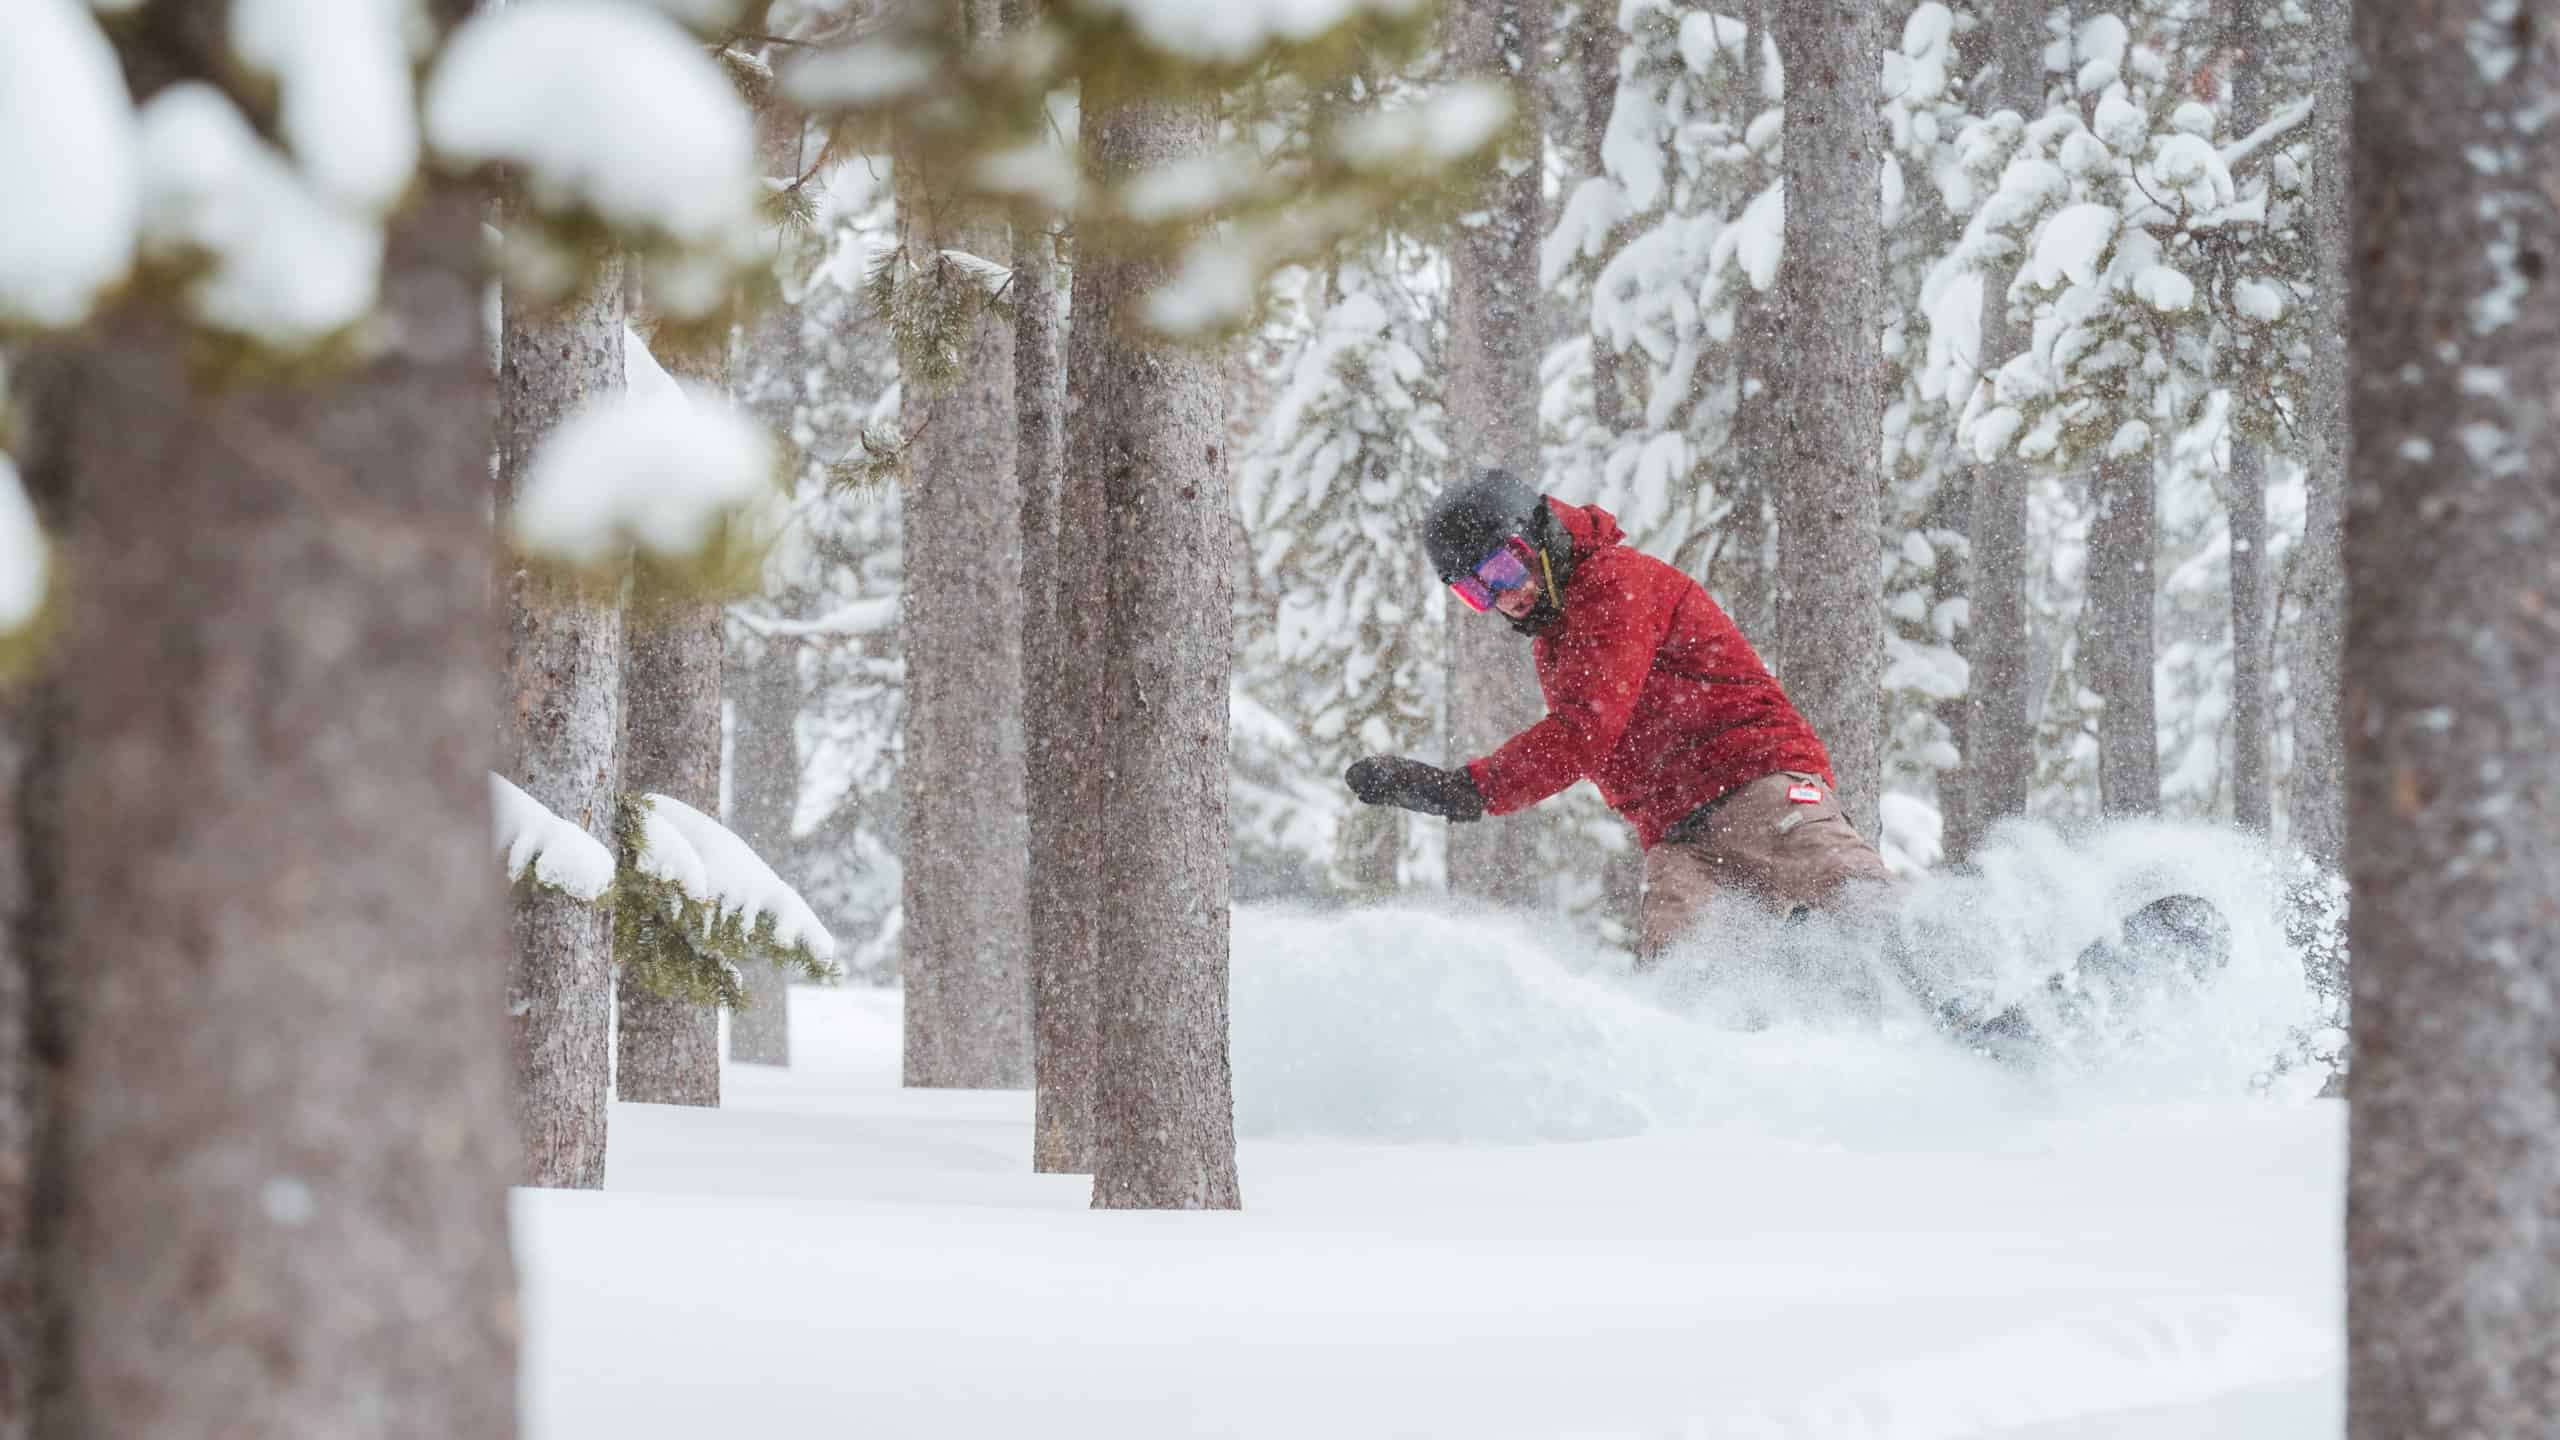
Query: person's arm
[[1465, 557, 1678, 815]]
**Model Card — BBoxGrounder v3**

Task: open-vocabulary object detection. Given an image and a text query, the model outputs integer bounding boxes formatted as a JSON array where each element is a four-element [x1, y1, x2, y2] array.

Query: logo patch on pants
[[1786, 784, 1824, 805]]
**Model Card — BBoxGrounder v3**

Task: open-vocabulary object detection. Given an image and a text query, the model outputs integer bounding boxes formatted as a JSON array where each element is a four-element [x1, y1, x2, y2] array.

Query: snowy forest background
[[731, 0, 2349, 965]]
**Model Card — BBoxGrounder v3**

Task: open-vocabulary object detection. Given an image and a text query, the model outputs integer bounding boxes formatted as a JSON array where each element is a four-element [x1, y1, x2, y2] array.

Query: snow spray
[[1229, 818, 2332, 1144]]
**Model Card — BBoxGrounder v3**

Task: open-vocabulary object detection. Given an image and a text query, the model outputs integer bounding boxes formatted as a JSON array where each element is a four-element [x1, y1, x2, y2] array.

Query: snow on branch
[[137, 84, 386, 345], [508, 377, 783, 590], [781, 0, 1503, 339], [2219, 96, 2315, 172], [491, 773, 616, 902], [616, 794, 839, 1008], [635, 795, 837, 965], [231, 0, 421, 215], [425, 0, 764, 318], [0, 0, 139, 329], [0, 455, 50, 639], [731, 596, 898, 640], [1077, 0, 1428, 64]]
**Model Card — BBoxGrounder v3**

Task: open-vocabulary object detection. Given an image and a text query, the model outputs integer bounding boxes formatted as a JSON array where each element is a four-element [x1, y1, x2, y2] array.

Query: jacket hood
[[1506, 498, 1623, 639], [1543, 498, 1625, 562]]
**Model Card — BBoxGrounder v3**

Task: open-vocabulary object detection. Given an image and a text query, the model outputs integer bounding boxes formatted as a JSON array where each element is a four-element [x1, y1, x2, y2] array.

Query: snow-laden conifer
[[1237, 256, 1447, 893]]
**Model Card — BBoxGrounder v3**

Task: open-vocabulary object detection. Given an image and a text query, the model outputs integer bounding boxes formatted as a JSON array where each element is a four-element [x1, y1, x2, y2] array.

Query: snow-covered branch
[[491, 773, 616, 902], [731, 596, 898, 640], [2219, 96, 2314, 173]]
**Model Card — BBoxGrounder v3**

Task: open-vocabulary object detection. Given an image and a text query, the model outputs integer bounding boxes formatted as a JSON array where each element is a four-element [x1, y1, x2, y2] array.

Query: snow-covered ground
[[519, 886, 2342, 1440]]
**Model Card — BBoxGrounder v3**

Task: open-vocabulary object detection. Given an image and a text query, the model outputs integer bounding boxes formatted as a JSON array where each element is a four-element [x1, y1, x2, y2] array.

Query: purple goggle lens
[[1449, 540, 1535, 613]]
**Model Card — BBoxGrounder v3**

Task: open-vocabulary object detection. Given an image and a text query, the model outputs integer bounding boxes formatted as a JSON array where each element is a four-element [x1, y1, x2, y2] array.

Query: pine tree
[[42, 181, 520, 1438], [1082, 75, 1242, 1212], [500, 262, 626, 1186], [1012, 29, 1090, 1170], [616, 325, 730, 1109], [894, 0, 1031, 1091], [1880, 3, 1987, 866], [2288, 0, 2346, 869], [2346, 2, 2560, 1430], [1774, 0, 1886, 839], [1444, 0, 1553, 902], [1952, 0, 2048, 861], [1237, 256, 1448, 898]]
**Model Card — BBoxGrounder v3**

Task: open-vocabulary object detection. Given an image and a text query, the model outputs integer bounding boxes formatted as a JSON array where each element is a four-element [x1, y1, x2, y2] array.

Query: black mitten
[[1343, 756, 1486, 822]]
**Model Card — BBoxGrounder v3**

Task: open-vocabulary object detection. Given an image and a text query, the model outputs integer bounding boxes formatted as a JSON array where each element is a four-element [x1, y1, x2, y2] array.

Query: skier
[[1342, 469, 1901, 961]]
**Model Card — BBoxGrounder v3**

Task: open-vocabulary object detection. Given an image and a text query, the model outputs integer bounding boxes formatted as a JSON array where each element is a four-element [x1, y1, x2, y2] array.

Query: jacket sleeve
[[1464, 557, 1678, 815]]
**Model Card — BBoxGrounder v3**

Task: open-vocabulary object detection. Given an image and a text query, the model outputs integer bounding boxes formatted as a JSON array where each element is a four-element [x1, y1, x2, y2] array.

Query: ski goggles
[[1448, 537, 1537, 613]]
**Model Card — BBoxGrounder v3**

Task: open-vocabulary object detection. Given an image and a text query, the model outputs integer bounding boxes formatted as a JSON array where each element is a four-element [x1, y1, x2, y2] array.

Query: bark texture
[[616, 610, 725, 1109], [1721, 2, 1779, 652], [2219, 0, 2269, 840], [1574, 0, 1624, 435], [2346, 7, 2560, 1434], [1021, 203, 1097, 1171], [1080, 79, 1242, 1211], [4, 360, 71, 1440], [2083, 451, 2158, 817], [724, 85, 816, 1071], [724, 641, 798, 1066], [0, 680, 35, 1440], [1444, 0, 1553, 900], [1952, 0, 2044, 861], [1041, 238, 1110, 1165], [46, 184, 520, 1438], [615, 330, 729, 1108], [2227, 440, 2270, 832], [500, 261, 626, 1187], [896, 2, 1031, 1089], [2288, 0, 2347, 869], [1773, 0, 1886, 841]]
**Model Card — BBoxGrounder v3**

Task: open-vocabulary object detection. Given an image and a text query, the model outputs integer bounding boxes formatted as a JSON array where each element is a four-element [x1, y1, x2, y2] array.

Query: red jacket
[[1463, 499, 1834, 849]]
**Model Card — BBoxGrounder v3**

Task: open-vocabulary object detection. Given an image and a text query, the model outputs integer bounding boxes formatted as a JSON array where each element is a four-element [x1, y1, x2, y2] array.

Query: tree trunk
[[1574, 0, 1624, 434], [45, 184, 520, 1438], [1079, 76, 1242, 1212], [614, 321, 730, 1108], [616, 597, 725, 1108], [1720, 1, 1779, 652], [1018, 160, 1096, 1171], [1773, 0, 1886, 841], [4, 357, 73, 1440], [896, 0, 1030, 1089], [2083, 450, 2158, 818], [724, 639, 799, 1066], [1951, 0, 2044, 862], [1038, 222, 1106, 1166], [499, 259, 625, 1187], [0, 629, 44, 1440], [2227, 440, 2270, 832], [2288, 0, 2347, 870], [2346, 5, 2560, 1434], [1444, 0, 1552, 900]]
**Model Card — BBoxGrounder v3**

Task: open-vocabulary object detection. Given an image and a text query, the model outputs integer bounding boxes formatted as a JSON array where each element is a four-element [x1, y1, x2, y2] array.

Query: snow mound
[[1233, 819, 2328, 1144]]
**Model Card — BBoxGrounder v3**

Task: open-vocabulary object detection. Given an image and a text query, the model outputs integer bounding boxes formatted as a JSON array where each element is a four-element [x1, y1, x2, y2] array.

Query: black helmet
[[1425, 468, 1546, 581]]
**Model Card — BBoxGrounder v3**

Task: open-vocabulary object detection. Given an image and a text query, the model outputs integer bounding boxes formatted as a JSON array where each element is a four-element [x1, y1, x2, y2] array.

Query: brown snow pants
[[1636, 770, 1903, 964]]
